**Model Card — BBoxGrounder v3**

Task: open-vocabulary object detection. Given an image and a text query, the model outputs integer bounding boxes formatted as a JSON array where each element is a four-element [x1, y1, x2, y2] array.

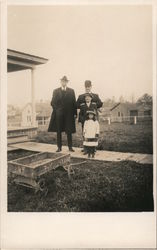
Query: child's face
[[89, 113, 94, 119], [85, 95, 92, 102]]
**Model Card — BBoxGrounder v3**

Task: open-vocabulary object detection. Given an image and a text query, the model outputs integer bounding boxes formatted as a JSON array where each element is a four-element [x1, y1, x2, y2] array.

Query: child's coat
[[83, 119, 99, 146]]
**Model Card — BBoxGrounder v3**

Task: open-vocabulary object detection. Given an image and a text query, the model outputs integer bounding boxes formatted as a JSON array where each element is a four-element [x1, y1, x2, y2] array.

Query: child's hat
[[87, 110, 96, 116]]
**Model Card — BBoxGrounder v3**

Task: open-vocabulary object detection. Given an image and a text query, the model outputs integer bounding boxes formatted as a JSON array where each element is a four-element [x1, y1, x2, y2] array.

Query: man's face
[[61, 80, 67, 88], [85, 86, 92, 93]]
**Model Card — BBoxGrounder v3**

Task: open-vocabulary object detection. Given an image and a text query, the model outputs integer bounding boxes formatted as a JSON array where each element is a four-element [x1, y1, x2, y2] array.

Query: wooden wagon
[[8, 152, 73, 195]]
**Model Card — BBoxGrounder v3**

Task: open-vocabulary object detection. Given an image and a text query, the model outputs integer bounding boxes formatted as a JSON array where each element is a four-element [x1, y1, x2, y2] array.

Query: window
[[144, 110, 151, 117], [130, 110, 138, 116]]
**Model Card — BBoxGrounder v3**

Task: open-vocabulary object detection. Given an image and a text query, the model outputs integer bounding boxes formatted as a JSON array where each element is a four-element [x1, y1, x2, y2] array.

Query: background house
[[7, 103, 35, 128], [7, 100, 52, 129], [36, 100, 52, 126], [8, 105, 22, 127], [21, 103, 33, 127], [110, 101, 152, 122]]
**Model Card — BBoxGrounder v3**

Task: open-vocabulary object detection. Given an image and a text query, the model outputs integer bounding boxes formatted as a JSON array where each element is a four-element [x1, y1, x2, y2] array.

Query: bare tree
[[137, 93, 152, 104]]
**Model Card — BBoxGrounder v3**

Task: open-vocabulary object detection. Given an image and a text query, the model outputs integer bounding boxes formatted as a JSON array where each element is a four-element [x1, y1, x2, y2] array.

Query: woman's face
[[85, 96, 92, 103]]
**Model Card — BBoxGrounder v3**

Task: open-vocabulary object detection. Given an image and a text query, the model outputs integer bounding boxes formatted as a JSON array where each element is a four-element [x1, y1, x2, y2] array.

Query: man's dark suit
[[48, 87, 77, 149]]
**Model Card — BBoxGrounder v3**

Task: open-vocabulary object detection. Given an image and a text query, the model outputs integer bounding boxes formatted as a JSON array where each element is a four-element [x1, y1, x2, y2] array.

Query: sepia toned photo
[[7, 3, 154, 214]]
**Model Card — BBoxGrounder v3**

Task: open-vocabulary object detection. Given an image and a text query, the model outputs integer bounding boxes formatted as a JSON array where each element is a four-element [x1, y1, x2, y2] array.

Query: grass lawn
[[8, 150, 154, 212], [35, 121, 153, 154]]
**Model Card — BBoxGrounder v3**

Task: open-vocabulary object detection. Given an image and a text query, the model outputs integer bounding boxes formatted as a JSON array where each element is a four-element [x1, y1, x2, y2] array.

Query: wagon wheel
[[63, 165, 75, 178], [39, 186, 48, 197], [69, 165, 75, 175], [36, 178, 48, 196], [38, 178, 46, 190]]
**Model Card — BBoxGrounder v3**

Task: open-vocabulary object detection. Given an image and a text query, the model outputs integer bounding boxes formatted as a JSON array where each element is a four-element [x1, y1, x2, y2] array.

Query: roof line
[[110, 102, 120, 111], [7, 49, 48, 61]]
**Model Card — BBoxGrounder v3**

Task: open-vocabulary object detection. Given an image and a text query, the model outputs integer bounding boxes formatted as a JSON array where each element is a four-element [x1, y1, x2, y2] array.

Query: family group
[[48, 76, 103, 158]]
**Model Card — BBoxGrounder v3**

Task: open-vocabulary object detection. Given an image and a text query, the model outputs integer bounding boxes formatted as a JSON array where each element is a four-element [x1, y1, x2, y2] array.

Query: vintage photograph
[[7, 4, 154, 212]]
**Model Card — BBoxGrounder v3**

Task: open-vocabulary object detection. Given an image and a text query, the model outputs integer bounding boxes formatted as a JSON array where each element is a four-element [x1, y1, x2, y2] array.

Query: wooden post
[[108, 117, 111, 125], [31, 68, 36, 127]]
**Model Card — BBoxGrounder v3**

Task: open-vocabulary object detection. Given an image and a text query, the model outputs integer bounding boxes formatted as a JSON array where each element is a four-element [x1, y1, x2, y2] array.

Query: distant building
[[7, 101, 52, 129], [21, 103, 33, 127], [110, 102, 152, 122], [99, 104, 112, 121], [7, 104, 16, 115], [7, 103, 36, 128], [36, 101, 52, 126], [8, 105, 21, 127]]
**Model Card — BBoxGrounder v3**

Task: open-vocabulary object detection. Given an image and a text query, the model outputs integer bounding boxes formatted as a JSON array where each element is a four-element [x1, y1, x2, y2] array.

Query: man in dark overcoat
[[48, 76, 77, 152], [77, 80, 103, 130]]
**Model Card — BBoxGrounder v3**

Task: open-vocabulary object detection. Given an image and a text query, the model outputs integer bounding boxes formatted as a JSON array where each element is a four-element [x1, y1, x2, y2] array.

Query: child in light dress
[[83, 110, 99, 158]]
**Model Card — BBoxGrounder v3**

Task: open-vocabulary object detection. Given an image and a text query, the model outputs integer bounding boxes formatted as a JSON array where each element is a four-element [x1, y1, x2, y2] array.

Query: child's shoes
[[92, 153, 95, 158]]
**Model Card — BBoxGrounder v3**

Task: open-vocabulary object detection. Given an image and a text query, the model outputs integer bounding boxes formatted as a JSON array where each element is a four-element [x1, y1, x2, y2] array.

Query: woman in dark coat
[[77, 80, 103, 129], [48, 76, 77, 152]]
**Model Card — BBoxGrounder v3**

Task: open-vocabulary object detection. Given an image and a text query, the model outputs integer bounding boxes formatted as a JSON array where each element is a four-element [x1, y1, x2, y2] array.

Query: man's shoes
[[56, 148, 61, 152], [69, 148, 75, 152]]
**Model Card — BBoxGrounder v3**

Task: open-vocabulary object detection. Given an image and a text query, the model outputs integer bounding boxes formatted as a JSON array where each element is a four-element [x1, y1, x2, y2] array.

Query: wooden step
[[7, 135, 29, 145], [8, 134, 27, 138]]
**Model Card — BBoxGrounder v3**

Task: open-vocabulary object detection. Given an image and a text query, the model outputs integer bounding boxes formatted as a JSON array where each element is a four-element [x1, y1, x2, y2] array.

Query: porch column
[[31, 68, 36, 126]]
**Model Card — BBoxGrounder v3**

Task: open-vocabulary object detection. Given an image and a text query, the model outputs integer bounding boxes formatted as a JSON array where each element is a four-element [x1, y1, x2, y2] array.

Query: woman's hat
[[60, 76, 69, 82], [85, 93, 92, 98]]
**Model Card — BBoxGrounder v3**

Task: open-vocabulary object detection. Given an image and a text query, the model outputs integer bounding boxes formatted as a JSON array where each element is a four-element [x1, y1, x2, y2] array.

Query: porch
[[7, 49, 48, 144]]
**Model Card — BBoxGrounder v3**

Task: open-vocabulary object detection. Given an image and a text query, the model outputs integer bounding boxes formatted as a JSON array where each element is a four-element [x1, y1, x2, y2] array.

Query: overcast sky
[[7, 5, 152, 106]]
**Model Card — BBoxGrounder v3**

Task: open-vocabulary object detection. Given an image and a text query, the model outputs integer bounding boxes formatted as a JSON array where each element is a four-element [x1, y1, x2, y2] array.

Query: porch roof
[[7, 49, 48, 72]]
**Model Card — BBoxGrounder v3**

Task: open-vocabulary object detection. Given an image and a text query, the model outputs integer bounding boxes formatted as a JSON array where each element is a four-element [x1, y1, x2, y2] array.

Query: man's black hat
[[60, 76, 69, 82], [84, 80, 92, 87]]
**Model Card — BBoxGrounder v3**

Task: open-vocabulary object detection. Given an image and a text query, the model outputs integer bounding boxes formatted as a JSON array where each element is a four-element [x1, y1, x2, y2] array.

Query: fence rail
[[101, 115, 152, 124], [7, 115, 152, 130], [8, 122, 21, 127]]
